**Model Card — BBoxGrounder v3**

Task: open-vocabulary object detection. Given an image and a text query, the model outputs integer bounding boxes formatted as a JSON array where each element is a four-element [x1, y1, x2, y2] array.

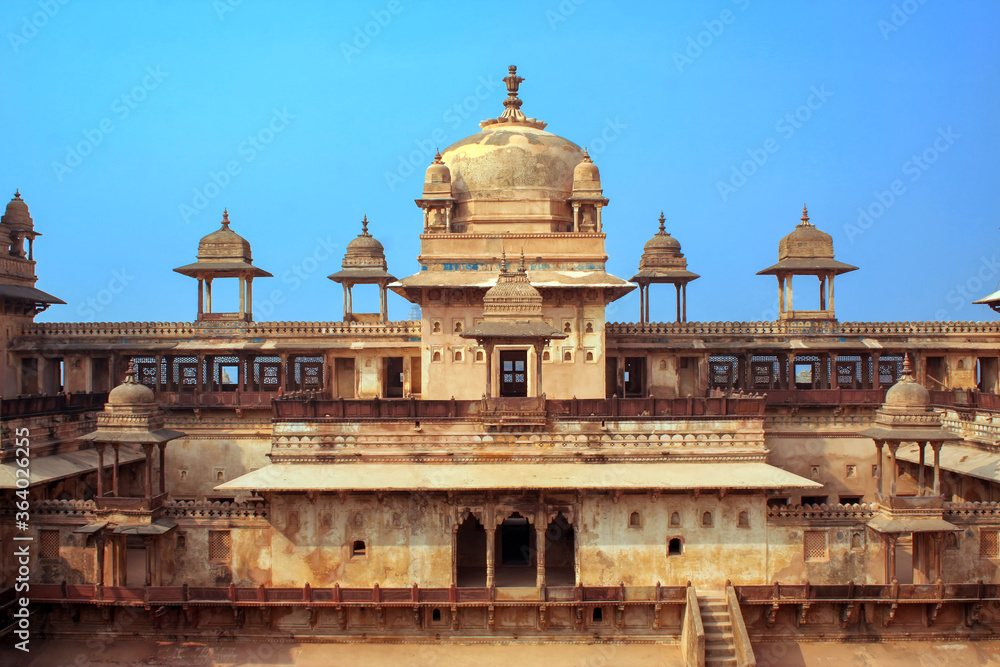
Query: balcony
[[95, 493, 166, 513]]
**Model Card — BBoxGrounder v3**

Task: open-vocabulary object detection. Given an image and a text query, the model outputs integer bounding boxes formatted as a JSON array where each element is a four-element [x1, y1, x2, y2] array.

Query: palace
[[4, 67, 1000, 665]]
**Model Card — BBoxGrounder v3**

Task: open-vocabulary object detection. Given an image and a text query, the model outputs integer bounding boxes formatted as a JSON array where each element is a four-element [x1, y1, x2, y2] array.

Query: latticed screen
[[750, 357, 779, 390], [709, 355, 736, 390], [253, 356, 281, 391], [133, 356, 158, 388], [503, 358, 525, 384], [879, 356, 904, 386], [794, 355, 822, 387], [173, 356, 199, 388], [803, 530, 827, 560], [208, 530, 232, 560], [212, 356, 240, 388], [980, 530, 999, 558], [836, 357, 862, 388], [292, 356, 324, 390], [39, 529, 59, 558]]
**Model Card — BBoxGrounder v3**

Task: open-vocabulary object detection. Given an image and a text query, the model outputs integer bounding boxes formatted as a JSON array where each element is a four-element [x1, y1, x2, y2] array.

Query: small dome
[[778, 206, 834, 260], [108, 361, 156, 405], [198, 210, 252, 263], [643, 213, 681, 253], [425, 151, 451, 184], [1, 190, 34, 232], [573, 150, 600, 183], [483, 253, 543, 320], [342, 216, 388, 270], [884, 356, 930, 408]]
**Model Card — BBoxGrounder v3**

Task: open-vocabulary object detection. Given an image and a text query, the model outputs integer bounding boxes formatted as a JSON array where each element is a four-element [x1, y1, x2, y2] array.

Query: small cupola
[[173, 210, 272, 322], [415, 151, 456, 234], [630, 212, 699, 322], [328, 216, 397, 323], [757, 205, 858, 323], [568, 150, 609, 233]]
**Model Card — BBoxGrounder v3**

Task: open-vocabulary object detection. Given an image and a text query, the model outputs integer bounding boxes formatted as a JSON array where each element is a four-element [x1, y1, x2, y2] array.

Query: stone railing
[[162, 499, 269, 519], [33, 499, 96, 516], [681, 584, 704, 667], [945, 501, 1000, 517], [606, 320, 1000, 337], [20, 320, 421, 339], [767, 503, 875, 520], [32, 498, 268, 519]]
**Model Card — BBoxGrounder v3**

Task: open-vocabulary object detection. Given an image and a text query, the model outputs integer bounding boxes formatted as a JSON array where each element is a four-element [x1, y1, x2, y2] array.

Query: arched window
[[738, 511, 749, 528], [668, 538, 683, 556], [670, 512, 681, 527], [702, 511, 713, 527], [629, 511, 641, 528]]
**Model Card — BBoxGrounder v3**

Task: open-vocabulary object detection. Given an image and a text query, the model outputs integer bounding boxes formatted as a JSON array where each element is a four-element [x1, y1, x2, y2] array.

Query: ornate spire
[[900, 353, 915, 382], [221, 209, 230, 228], [14, 189, 20, 199], [582, 148, 592, 163], [432, 149, 443, 164], [499, 250, 508, 274], [361, 215, 370, 236], [518, 249, 527, 273], [123, 358, 139, 385], [480, 65, 547, 130], [657, 211, 667, 235], [799, 204, 811, 226]]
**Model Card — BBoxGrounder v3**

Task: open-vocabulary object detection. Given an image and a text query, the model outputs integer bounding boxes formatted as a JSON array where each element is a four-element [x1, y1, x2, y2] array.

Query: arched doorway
[[495, 512, 535, 587], [455, 515, 487, 586], [545, 513, 575, 585]]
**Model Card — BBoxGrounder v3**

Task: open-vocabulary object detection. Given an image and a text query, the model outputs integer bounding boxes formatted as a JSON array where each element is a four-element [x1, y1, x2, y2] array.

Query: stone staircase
[[698, 591, 738, 666]]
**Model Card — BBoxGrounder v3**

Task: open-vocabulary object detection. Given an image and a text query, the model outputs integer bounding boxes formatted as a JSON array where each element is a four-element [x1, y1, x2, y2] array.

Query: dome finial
[[658, 212, 666, 235], [519, 249, 527, 273], [14, 189, 20, 199], [499, 250, 508, 274], [800, 204, 810, 226], [582, 148, 592, 162], [901, 353, 914, 381], [361, 215, 370, 236], [221, 209, 230, 228], [433, 149, 443, 163], [124, 358, 139, 385]]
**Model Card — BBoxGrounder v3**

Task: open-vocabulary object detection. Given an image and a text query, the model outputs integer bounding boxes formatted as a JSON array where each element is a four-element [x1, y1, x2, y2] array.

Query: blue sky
[[2, 0, 999, 324]]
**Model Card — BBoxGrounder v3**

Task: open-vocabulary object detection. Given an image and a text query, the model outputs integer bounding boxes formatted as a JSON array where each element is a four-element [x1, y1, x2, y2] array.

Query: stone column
[[932, 441, 942, 496], [96, 534, 106, 587], [486, 510, 496, 589], [819, 276, 826, 311], [96, 443, 105, 498], [143, 443, 154, 499], [342, 284, 349, 321], [888, 442, 900, 496], [887, 534, 898, 583], [535, 510, 546, 589], [484, 343, 493, 398], [917, 442, 926, 496], [112, 444, 120, 496], [197, 279, 204, 318], [247, 276, 254, 319], [786, 274, 794, 313], [875, 440, 884, 495], [205, 277, 213, 313], [238, 276, 246, 318], [535, 343, 544, 397], [682, 283, 688, 322], [158, 443, 167, 495], [778, 276, 785, 316], [829, 274, 835, 314]]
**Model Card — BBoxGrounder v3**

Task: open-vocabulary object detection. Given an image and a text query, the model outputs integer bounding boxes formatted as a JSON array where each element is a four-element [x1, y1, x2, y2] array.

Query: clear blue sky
[[2, 0, 999, 324]]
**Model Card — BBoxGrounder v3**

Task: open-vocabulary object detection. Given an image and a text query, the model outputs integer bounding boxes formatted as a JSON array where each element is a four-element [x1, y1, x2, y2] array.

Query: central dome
[[440, 125, 584, 202]]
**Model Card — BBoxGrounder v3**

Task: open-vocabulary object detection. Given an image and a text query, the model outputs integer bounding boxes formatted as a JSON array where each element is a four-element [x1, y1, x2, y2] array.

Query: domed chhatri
[[328, 216, 397, 324], [438, 66, 587, 233], [0, 190, 64, 312], [884, 355, 931, 408], [416, 151, 457, 233], [107, 359, 156, 406], [482, 251, 545, 321], [631, 212, 699, 323], [757, 205, 858, 323], [174, 210, 272, 323]]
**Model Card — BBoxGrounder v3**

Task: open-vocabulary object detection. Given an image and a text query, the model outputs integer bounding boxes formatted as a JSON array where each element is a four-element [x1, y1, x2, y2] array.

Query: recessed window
[[845, 464, 857, 478], [738, 511, 750, 528], [208, 530, 232, 561], [453, 320, 464, 333], [176, 532, 187, 551], [453, 349, 463, 362], [809, 465, 820, 478], [563, 321, 572, 333], [39, 530, 60, 559], [981, 530, 999, 558], [585, 351, 595, 362], [585, 322, 594, 333], [475, 350, 485, 362], [432, 321, 441, 334], [804, 530, 828, 561], [628, 511, 641, 529], [543, 350, 551, 361], [351, 540, 367, 558], [592, 607, 603, 623], [432, 350, 442, 363], [432, 608, 441, 622], [850, 532, 863, 551], [702, 511, 713, 528], [670, 511, 681, 527], [563, 350, 573, 362], [668, 538, 683, 556]]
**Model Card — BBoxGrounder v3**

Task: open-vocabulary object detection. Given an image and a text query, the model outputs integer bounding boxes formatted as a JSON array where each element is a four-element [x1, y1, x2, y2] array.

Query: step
[[706, 631, 734, 641], [707, 646, 737, 659], [705, 660, 737, 667]]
